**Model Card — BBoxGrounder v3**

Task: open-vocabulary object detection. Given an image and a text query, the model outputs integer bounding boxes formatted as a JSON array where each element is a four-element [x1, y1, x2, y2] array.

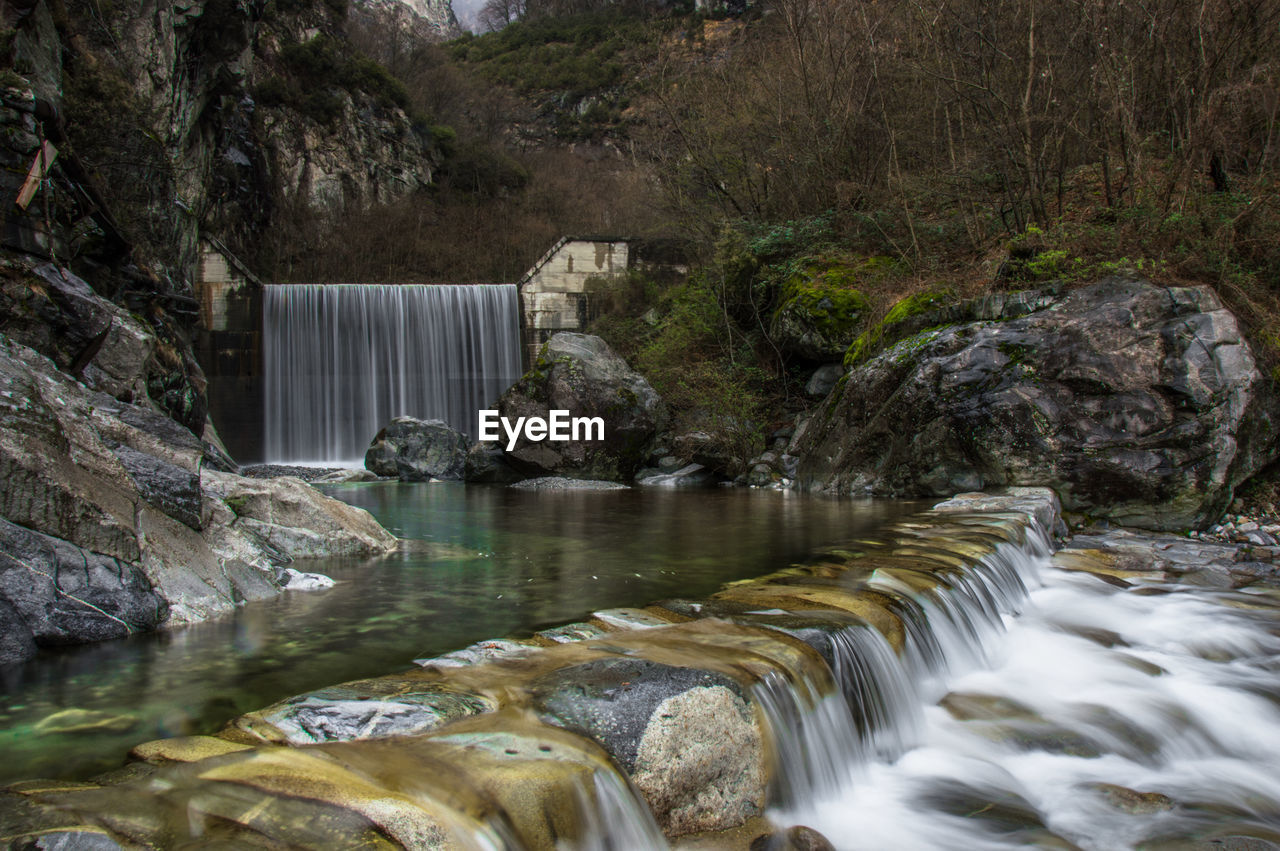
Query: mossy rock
[[844, 289, 955, 367], [768, 259, 872, 360]]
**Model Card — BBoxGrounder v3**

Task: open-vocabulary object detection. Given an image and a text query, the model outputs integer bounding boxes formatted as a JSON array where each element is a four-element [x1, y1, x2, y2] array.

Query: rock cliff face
[[0, 0, 424, 661], [351, 0, 461, 46], [0, 309, 397, 665], [795, 279, 1279, 530]]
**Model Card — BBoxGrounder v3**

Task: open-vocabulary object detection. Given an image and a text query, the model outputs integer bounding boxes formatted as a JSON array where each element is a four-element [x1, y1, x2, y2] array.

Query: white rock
[[282, 568, 335, 591]]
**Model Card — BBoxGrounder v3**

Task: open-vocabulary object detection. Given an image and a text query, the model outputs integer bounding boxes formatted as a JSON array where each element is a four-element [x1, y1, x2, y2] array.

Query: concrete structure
[[518, 237, 630, 364], [194, 237, 264, 463], [192, 235, 689, 463]]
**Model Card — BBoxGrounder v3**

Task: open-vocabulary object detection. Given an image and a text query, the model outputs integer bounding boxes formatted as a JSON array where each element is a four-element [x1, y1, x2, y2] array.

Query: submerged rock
[[498, 333, 667, 482], [364, 416, 468, 481], [1091, 782, 1176, 814], [510, 477, 629, 491], [237, 680, 494, 745], [33, 708, 139, 736], [796, 279, 1278, 530], [751, 825, 838, 851]]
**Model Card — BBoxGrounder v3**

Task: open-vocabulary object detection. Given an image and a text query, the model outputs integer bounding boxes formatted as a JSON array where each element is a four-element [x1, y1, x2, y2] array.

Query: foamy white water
[[773, 551, 1280, 849]]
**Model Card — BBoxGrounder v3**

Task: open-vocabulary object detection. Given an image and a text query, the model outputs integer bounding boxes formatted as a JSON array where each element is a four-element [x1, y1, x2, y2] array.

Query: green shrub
[[263, 35, 411, 124]]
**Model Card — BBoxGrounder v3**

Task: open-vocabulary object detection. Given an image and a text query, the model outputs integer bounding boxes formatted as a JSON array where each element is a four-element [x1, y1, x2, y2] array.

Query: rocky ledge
[[4, 487, 1279, 848], [0, 329, 397, 666]]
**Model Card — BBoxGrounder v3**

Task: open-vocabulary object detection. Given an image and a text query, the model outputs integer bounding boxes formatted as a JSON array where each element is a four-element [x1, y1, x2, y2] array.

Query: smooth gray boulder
[[530, 657, 765, 835], [805, 363, 845, 398], [364, 417, 468, 481], [796, 279, 1279, 530], [498, 333, 667, 482]]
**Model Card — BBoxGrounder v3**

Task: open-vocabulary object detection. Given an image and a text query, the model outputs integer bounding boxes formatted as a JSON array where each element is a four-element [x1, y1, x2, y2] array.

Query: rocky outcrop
[[796, 279, 1279, 530], [0, 331, 397, 660], [203, 469, 398, 559], [350, 0, 462, 49], [498, 333, 667, 482], [364, 417, 468, 481]]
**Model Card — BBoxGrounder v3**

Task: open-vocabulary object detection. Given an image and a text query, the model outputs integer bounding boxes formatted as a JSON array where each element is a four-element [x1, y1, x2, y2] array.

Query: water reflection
[[0, 482, 920, 784]]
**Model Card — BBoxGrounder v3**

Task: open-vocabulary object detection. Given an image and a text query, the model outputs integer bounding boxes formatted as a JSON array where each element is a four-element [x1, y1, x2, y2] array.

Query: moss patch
[[774, 261, 871, 339], [844, 289, 955, 367]]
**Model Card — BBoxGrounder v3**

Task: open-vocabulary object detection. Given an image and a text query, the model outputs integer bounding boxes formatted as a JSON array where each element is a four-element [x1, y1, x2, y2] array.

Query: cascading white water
[[262, 284, 522, 463], [749, 526, 1049, 815], [569, 768, 670, 851], [767, 521, 1280, 850]]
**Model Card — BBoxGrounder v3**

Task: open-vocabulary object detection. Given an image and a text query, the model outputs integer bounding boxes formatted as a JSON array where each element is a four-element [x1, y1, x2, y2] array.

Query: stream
[[0, 483, 916, 786]]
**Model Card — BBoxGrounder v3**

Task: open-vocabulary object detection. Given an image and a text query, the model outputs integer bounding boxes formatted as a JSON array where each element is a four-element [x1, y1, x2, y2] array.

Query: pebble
[[1193, 509, 1280, 556]]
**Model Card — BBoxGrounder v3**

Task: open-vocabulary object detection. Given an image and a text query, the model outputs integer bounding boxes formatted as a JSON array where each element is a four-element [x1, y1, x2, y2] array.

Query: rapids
[[769, 526, 1280, 850]]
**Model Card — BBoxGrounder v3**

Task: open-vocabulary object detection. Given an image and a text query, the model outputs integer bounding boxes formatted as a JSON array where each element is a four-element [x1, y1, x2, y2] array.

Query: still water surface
[[0, 482, 920, 784]]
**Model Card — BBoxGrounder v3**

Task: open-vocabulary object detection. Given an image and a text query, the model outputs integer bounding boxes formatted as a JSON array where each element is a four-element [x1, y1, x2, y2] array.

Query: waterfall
[[262, 284, 523, 463], [751, 519, 1051, 815]]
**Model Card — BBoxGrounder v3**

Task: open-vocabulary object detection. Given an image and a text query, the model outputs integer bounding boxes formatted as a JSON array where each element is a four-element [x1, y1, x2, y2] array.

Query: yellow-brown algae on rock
[[884, 547, 978, 572], [128, 735, 254, 765], [711, 585, 907, 651], [191, 747, 475, 848], [415, 637, 544, 668], [415, 709, 665, 849], [591, 607, 683, 631], [868, 566, 948, 596], [595, 619, 836, 688], [1051, 548, 1166, 582]]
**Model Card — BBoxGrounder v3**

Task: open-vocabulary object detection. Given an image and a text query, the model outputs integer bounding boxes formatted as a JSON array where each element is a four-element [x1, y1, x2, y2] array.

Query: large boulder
[[795, 279, 1279, 530], [530, 657, 765, 836], [364, 417, 468, 481], [202, 470, 399, 559], [767, 259, 871, 361], [498, 333, 667, 481]]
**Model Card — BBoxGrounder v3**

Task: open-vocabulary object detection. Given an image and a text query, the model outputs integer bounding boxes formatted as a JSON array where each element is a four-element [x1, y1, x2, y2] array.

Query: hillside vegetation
[[267, 0, 1280, 460]]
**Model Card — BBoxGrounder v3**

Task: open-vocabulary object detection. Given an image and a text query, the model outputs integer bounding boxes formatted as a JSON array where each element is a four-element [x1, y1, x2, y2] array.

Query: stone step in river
[[3, 489, 1280, 849]]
